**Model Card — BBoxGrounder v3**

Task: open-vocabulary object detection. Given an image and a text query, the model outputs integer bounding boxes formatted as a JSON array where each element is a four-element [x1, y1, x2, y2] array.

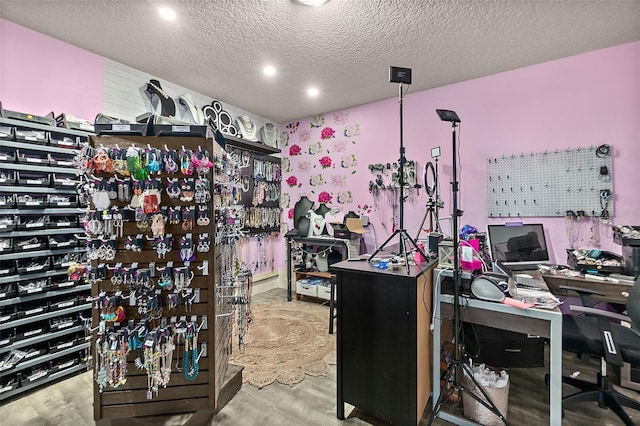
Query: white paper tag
[[172, 125, 190, 133], [56, 202, 71, 206], [25, 158, 43, 163], [22, 243, 41, 250], [26, 265, 44, 272], [26, 179, 43, 184], [26, 287, 43, 294], [58, 301, 74, 308], [25, 307, 44, 315], [25, 201, 41, 206], [56, 342, 73, 350], [58, 321, 73, 329], [24, 328, 43, 337], [25, 222, 44, 228], [112, 124, 130, 131], [57, 281, 74, 288], [0, 293, 6, 298]]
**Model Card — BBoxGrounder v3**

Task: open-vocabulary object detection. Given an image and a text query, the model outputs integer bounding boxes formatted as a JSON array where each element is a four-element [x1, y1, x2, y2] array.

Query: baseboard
[[251, 269, 286, 296]]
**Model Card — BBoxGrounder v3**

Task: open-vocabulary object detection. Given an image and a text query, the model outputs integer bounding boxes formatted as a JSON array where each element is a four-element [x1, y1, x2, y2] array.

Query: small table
[[432, 268, 563, 425]]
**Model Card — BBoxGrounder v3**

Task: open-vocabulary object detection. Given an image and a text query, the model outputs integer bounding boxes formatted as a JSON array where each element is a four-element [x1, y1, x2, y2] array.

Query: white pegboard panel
[[486, 146, 613, 218]]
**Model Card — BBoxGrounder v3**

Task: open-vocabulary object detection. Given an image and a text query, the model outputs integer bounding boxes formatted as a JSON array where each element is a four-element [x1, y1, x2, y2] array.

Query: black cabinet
[[333, 259, 436, 426]]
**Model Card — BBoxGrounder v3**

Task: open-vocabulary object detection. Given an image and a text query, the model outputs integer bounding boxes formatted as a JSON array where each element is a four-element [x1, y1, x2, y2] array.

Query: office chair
[[558, 279, 640, 425]]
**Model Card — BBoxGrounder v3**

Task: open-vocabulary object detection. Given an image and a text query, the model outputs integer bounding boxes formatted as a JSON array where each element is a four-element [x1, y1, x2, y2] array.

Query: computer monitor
[[487, 223, 550, 269]]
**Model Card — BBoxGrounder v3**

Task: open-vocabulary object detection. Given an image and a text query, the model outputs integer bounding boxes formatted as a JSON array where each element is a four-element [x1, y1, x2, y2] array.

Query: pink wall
[[284, 41, 640, 265], [0, 18, 103, 120]]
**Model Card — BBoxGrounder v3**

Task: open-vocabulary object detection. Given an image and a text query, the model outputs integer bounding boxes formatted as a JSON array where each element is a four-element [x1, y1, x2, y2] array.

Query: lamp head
[[436, 109, 461, 123]]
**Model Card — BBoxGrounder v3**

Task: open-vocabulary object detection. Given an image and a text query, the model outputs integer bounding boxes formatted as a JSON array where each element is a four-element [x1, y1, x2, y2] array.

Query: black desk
[[332, 259, 437, 426]]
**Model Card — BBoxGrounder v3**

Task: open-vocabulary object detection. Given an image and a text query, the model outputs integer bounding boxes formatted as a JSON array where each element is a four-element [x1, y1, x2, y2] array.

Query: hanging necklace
[[183, 326, 199, 380], [235, 115, 257, 140], [260, 123, 279, 147]]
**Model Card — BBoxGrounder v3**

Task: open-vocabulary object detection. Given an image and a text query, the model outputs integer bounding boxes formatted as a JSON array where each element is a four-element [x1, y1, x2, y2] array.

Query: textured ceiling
[[1, 0, 639, 123]]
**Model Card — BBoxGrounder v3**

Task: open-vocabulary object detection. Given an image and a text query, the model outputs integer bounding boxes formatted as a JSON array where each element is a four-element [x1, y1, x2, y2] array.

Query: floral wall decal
[[281, 109, 369, 230]]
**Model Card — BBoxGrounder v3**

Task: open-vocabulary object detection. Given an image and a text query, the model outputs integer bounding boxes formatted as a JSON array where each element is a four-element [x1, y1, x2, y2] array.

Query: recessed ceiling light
[[158, 6, 176, 21], [307, 87, 319, 97], [296, 0, 330, 6], [263, 66, 276, 77]]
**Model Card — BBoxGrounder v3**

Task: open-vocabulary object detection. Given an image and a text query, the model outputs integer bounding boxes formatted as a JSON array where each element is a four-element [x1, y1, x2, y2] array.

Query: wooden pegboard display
[[486, 145, 613, 218]]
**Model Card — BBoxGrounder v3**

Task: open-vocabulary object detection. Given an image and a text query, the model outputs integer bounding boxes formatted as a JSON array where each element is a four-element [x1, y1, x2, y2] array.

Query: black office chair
[[559, 279, 640, 425]]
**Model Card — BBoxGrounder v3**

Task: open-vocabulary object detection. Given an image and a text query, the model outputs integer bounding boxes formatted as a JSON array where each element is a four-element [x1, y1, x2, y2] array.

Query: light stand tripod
[[428, 110, 508, 425], [415, 152, 443, 241], [368, 77, 427, 274]]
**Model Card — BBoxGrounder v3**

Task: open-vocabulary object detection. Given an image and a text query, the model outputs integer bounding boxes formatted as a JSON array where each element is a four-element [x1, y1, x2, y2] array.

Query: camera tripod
[[428, 111, 508, 425], [368, 81, 427, 274]]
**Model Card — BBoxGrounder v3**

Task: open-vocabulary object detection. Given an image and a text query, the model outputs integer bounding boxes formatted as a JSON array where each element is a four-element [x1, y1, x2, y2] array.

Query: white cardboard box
[[317, 284, 334, 300]]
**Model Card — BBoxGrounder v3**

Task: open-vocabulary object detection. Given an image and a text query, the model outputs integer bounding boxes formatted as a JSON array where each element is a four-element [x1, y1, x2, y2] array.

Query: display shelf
[[0, 362, 87, 401], [224, 134, 281, 155], [0, 162, 79, 175], [0, 185, 78, 195], [4, 228, 84, 239], [0, 325, 84, 356], [0, 247, 85, 262], [0, 117, 91, 139], [0, 284, 90, 308], [0, 208, 84, 215], [0, 303, 90, 331], [0, 117, 89, 401], [294, 270, 332, 279], [0, 342, 89, 376], [0, 269, 75, 285]]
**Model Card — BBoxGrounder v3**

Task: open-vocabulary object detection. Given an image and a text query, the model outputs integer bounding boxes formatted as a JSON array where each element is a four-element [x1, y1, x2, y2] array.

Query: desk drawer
[[464, 324, 545, 368]]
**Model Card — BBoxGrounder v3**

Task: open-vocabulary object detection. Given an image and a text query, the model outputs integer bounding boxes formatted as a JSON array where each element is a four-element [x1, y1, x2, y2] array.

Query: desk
[[333, 259, 437, 426], [432, 268, 563, 425], [542, 274, 632, 305]]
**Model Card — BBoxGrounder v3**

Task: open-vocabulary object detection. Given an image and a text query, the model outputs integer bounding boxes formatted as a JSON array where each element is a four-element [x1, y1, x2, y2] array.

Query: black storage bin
[[463, 323, 545, 368]]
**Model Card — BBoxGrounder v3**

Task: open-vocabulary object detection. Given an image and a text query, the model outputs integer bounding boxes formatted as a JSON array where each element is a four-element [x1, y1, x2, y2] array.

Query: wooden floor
[[1, 288, 638, 425]]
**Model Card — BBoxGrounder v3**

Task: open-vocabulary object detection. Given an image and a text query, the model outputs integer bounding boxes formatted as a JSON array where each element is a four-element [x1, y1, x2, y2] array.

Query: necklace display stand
[[146, 79, 176, 117], [179, 93, 205, 125], [235, 115, 257, 141], [260, 123, 279, 148]]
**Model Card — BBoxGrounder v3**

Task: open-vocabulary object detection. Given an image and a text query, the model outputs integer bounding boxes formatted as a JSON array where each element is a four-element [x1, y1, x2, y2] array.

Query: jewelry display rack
[[0, 117, 92, 400], [86, 134, 241, 421]]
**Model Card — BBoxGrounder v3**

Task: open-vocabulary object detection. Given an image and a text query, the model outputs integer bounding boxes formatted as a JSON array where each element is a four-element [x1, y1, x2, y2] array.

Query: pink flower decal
[[299, 129, 311, 142], [287, 208, 294, 219], [286, 176, 298, 187], [285, 121, 299, 134], [289, 144, 302, 156], [318, 191, 332, 204], [319, 156, 332, 169], [320, 127, 336, 140]]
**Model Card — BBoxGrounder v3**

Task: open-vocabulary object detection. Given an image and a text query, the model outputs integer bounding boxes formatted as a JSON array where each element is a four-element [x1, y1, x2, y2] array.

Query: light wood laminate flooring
[[1, 288, 638, 425]]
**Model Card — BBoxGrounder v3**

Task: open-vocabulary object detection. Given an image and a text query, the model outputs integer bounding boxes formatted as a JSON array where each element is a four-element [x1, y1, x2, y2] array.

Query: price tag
[[27, 287, 43, 294], [26, 265, 43, 272], [24, 328, 43, 337], [58, 161, 73, 166], [25, 201, 41, 206], [0, 155, 8, 161], [58, 321, 73, 329], [144, 339, 155, 347], [22, 243, 40, 250], [24, 350, 40, 359], [58, 281, 74, 288], [25, 222, 44, 228], [25, 158, 43, 163], [0, 293, 6, 298], [57, 342, 73, 350], [58, 301, 74, 308], [110, 339, 118, 351], [112, 124, 130, 131], [0, 268, 8, 275], [0, 225, 7, 230], [55, 140, 74, 147], [171, 125, 190, 133], [26, 179, 42, 184], [25, 136, 38, 141], [56, 202, 71, 206], [25, 307, 44, 315], [0, 385, 13, 394]]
